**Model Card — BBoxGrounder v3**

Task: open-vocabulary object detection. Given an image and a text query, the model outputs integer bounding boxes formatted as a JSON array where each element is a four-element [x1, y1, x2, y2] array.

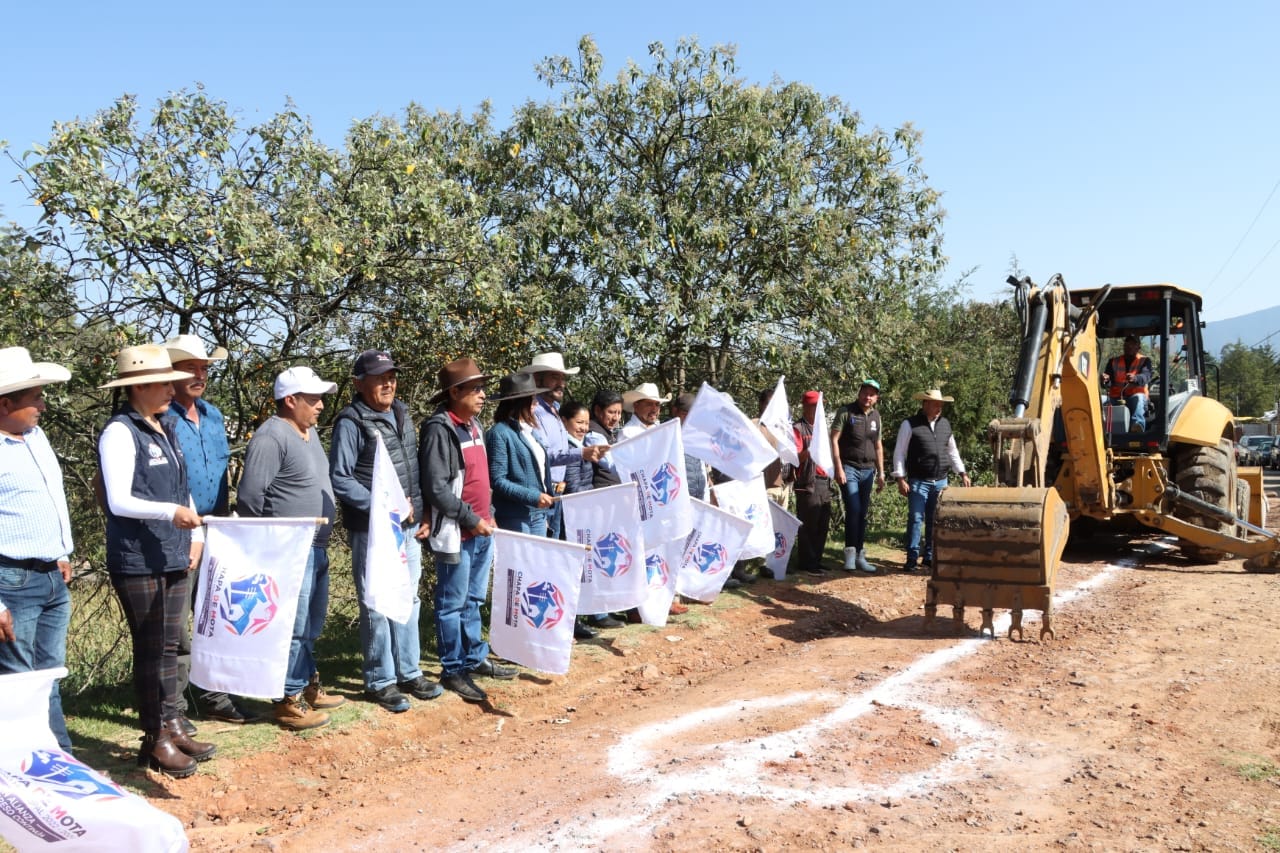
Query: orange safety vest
[[1107, 354, 1150, 400]]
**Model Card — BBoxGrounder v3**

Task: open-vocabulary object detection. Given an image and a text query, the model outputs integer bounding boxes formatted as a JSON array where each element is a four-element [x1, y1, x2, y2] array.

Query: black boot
[[163, 718, 217, 762], [138, 730, 197, 778]]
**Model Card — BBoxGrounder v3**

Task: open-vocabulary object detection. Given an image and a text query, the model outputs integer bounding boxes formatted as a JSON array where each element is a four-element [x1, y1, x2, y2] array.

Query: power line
[[1204, 177, 1280, 310]]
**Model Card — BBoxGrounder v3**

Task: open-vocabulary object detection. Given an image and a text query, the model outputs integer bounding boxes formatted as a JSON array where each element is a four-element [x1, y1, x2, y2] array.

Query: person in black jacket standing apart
[[891, 389, 970, 572], [330, 350, 441, 714]]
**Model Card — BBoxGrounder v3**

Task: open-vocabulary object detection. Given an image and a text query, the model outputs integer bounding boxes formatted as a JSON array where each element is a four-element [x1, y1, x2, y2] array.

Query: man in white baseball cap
[[237, 365, 340, 730], [0, 347, 76, 751]]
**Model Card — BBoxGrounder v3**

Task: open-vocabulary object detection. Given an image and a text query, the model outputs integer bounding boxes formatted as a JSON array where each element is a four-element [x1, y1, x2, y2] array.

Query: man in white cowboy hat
[[517, 352, 609, 540], [620, 382, 671, 440], [891, 388, 970, 572], [161, 333, 256, 725], [0, 347, 75, 751], [237, 366, 341, 731]]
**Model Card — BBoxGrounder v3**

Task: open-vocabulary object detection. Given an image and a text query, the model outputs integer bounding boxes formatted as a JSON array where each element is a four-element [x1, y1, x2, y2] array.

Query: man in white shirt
[[620, 383, 670, 440], [891, 389, 971, 572]]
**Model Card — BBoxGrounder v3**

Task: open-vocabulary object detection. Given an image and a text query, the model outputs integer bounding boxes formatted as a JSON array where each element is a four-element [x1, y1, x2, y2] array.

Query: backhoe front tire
[[1173, 439, 1234, 564]]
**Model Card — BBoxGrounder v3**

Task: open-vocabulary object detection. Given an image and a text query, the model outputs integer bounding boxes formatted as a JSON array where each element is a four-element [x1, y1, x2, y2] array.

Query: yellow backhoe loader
[[924, 275, 1279, 639]]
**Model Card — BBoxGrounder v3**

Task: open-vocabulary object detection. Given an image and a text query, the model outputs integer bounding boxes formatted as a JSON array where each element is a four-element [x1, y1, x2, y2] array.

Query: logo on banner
[[520, 580, 567, 629], [18, 750, 124, 801], [388, 509, 408, 562], [645, 552, 670, 589], [773, 531, 787, 559], [648, 462, 682, 505], [744, 503, 764, 523], [711, 426, 745, 461], [219, 573, 281, 636], [693, 542, 731, 574], [592, 532, 634, 578]]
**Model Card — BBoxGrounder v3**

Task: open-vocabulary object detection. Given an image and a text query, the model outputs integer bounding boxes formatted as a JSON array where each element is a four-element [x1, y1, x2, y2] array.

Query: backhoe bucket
[[924, 486, 1070, 640]]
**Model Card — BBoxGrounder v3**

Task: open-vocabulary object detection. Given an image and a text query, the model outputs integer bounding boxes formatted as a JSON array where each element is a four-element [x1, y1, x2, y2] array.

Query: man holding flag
[[792, 391, 834, 575], [330, 351, 439, 713], [830, 379, 886, 574]]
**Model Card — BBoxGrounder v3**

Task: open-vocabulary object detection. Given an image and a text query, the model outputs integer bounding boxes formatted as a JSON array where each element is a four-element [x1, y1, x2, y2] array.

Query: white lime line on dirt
[[481, 555, 1141, 851]]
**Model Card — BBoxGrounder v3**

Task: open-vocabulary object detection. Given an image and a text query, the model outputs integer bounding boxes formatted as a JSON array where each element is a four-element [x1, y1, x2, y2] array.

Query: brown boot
[[163, 718, 217, 761], [138, 731, 197, 779], [303, 674, 346, 710], [273, 693, 330, 731]]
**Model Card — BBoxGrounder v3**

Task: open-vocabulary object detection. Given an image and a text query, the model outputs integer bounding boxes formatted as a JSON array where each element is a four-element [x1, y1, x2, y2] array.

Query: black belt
[[0, 556, 59, 571]]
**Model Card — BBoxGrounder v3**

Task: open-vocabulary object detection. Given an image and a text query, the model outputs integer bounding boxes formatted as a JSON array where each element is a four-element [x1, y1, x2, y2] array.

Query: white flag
[[607, 417, 693, 545], [364, 432, 415, 625], [191, 517, 316, 698], [682, 382, 779, 483], [0, 669, 189, 853], [675, 498, 755, 603], [560, 482, 648, 614], [490, 530, 590, 675], [759, 376, 800, 467], [636, 538, 684, 626], [764, 501, 803, 580], [810, 392, 835, 476], [710, 475, 775, 560]]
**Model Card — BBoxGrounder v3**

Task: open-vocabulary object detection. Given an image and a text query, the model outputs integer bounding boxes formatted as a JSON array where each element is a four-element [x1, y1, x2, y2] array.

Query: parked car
[[1234, 441, 1260, 467], [1241, 435, 1276, 469]]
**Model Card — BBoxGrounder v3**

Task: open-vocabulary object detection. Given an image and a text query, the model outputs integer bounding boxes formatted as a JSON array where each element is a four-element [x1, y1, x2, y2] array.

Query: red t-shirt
[[448, 410, 491, 540]]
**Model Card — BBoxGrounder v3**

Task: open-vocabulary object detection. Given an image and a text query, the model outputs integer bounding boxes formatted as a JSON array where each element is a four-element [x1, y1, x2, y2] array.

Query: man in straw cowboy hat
[[0, 346, 76, 751], [890, 388, 971, 572], [620, 382, 671, 440], [419, 357, 515, 702], [237, 365, 341, 730], [162, 333, 257, 726], [517, 352, 609, 541]]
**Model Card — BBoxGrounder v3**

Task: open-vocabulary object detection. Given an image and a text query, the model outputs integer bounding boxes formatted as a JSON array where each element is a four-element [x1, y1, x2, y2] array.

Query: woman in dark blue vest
[[486, 373, 555, 536], [99, 345, 216, 778]]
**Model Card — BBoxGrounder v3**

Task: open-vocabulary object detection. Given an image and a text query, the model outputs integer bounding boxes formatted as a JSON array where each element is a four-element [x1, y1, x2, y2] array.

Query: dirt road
[[155, 490, 1280, 852]]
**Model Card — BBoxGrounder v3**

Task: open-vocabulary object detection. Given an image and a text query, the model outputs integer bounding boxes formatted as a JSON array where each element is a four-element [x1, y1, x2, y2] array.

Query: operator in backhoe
[[1102, 334, 1153, 432]]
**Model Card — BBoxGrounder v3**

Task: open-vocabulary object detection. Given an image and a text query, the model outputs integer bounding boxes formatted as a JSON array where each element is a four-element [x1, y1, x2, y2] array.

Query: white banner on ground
[[607, 418, 693, 545], [636, 537, 684, 626], [759, 376, 800, 467], [560, 482, 648, 614], [675, 498, 755, 603], [364, 432, 414, 625], [682, 382, 779, 483], [0, 668, 189, 853], [810, 392, 835, 476], [764, 501, 803, 580], [711, 474, 775, 560], [490, 530, 590, 675], [190, 517, 316, 698]]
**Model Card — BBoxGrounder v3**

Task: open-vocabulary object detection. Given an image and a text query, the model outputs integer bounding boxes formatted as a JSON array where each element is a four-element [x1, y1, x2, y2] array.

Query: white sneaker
[[842, 547, 858, 571]]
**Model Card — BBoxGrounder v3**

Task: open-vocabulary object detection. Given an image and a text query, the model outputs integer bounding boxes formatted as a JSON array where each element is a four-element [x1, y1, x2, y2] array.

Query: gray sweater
[[236, 416, 336, 547]]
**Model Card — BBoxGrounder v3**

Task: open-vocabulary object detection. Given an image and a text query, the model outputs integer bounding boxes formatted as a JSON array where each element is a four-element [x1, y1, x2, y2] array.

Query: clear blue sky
[[3, 1, 1278, 322]]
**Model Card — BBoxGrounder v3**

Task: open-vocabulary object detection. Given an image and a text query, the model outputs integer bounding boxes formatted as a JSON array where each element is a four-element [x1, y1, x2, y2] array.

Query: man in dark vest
[[830, 379, 885, 574], [330, 350, 441, 713], [891, 389, 970, 572]]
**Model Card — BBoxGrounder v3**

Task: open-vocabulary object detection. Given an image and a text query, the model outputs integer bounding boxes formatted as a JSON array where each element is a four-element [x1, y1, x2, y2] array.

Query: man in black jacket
[[891, 389, 971, 572], [330, 350, 440, 712]]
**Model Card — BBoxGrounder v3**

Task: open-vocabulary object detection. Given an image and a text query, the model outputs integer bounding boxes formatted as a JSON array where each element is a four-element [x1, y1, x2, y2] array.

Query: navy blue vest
[[905, 412, 953, 481], [333, 398, 423, 531], [102, 406, 193, 575]]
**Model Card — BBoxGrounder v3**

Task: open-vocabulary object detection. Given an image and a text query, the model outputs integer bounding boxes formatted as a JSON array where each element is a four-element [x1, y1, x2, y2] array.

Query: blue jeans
[[841, 465, 876, 550], [496, 511, 548, 538], [284, 546, 329, 697], [0, 562, 72, 750], [350, 527, 423, 691], [905, 478, 948, 566], [1124, 394, 1147, 431], [545, 501, 563, 540], [434, 534, 493, 677]]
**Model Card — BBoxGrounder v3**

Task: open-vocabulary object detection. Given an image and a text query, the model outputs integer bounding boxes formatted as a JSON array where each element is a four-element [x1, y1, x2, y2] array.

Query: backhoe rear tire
[[1173, 439, 1233, 564]]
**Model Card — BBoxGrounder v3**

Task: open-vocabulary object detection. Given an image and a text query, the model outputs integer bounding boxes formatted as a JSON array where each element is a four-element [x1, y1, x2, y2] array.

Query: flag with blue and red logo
[[0, 668, 188, 852], [607, 417, 693, 546], [560, 481, 648, 614], [675, 498, 755, 603], [490, 530, 590, 675], [191, 516, 317, 698], [636, 537, 685, 626], [764, 500, 803, 580], [682, 382, 780, 483], [710, 474, 775, 560], [364, 432, 415, 625]]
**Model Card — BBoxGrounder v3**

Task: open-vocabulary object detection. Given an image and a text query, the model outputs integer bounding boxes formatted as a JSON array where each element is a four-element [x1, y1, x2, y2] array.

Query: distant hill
[[1202, 304, 1280, 357]]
